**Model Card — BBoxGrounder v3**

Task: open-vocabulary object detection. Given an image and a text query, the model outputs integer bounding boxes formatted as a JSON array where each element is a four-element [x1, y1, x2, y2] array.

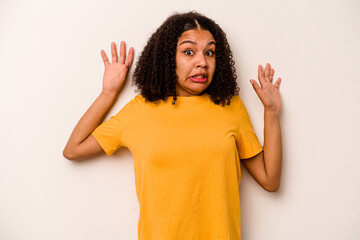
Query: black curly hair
[[132, 11, 239, 106]]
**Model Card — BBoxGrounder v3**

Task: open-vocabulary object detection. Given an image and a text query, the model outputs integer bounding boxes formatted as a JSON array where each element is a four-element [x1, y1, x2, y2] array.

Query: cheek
[[176, 60, 191, 78], [209, 62, 216, 77], [175, 56, 183, 75], [211, 63, 215, 72], [175, 67, 184, 79]]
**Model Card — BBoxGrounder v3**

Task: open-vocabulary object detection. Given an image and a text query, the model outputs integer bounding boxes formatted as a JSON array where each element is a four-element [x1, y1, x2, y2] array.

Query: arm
[[63, 41, 134, 161], [241, 63, 282, 192]]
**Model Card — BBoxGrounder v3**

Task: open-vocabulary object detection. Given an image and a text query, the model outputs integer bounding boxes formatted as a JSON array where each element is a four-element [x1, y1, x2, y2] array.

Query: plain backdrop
[[1, 0, 360, 239]]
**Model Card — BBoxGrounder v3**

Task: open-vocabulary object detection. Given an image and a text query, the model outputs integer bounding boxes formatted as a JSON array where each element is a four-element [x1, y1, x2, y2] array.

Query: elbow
[[265, 186, 279, 193], [63, 148, 78, 161], [264, 181, 280, 192]]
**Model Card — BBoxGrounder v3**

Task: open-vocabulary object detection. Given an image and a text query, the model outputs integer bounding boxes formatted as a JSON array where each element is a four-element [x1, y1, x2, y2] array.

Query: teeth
[[193, 75, 205, 78]]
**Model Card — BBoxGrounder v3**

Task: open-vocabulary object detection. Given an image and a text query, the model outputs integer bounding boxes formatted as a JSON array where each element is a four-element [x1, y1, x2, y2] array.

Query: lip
[[190, 76, 207, 83], [189, 73, 207, 83]]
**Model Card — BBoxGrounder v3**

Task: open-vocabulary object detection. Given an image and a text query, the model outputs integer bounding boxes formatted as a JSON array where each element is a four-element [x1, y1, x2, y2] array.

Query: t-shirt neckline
[[171, 93, 210, 103]]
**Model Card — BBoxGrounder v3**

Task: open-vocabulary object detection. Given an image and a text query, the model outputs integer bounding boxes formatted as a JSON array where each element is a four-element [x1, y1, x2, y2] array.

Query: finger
[[250, 79, 262, 97], [265, 63, 271, 82], [111, 42, 118, 63], [274, 77, 281, 89], [258, 65, 265, 87], [270, 68, 275, 83], [101, 49, 110, 66], [119, 41, 126, 64], [125, 47, 134, 68]]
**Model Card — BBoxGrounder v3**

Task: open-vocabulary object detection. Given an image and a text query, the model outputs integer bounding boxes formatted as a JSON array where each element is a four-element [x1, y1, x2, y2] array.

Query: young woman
[[63, 11, 282, 240]]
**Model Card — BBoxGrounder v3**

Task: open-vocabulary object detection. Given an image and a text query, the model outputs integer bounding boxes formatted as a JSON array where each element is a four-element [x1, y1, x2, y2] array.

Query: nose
[[196, 53, 208, 68]]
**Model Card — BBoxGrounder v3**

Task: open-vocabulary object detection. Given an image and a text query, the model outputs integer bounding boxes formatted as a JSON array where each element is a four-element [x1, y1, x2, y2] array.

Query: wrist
[[264, 108, 281, 118], [101, 89, 119, 98]]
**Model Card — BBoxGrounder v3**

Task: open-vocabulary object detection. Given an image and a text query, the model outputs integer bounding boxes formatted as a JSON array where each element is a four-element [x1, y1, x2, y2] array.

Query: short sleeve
[[92, 99, 134, 156], [236, 97, 263, 159]]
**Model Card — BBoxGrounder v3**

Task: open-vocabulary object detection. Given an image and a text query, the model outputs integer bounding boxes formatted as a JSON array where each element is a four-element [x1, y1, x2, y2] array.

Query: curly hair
[[132, 11, 239, 106]]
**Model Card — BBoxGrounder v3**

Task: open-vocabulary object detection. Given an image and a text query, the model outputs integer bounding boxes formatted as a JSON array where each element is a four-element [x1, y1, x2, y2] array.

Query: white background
[[1, 0, 359, 239]]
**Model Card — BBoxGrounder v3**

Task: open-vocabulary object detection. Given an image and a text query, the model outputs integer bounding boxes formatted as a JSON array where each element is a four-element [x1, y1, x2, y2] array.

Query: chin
[[189, 87, 208, 95], [176, 81, 211, 96]]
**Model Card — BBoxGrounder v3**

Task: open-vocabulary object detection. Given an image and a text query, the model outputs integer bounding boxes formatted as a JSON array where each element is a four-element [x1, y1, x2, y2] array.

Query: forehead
[[177, 29, 215, 45]]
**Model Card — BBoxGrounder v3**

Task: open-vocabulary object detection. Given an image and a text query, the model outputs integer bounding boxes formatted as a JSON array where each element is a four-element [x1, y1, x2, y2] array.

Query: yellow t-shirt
[[92, 93, 263, 240]]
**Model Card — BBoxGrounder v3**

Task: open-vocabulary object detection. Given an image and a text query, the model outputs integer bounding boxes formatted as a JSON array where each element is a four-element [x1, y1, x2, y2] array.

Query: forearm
[[263, 109, 282, 190], [63, 90, 118, 154]]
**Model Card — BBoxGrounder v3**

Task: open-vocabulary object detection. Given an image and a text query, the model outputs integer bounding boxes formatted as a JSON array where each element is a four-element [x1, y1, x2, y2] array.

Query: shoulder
[[127, 94, 162, 112], [223, 95, 250, 120], [229, 95, 243, 105], [132, 94, 157, 108], [121, 95, 147, 108], [229, 95, 247, 111], [133, 94, 146, 103], [220, 95, 243, 111], [112, 95, 145, 117]]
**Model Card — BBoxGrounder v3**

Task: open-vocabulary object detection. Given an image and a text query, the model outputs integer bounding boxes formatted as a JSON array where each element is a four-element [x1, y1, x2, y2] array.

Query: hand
[[250, 63, 282, 114], [100, 41, 134, 94]]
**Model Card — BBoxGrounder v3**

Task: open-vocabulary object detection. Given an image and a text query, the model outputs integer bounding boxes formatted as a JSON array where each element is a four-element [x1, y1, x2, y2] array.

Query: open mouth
[[190, 74, 207, 83]]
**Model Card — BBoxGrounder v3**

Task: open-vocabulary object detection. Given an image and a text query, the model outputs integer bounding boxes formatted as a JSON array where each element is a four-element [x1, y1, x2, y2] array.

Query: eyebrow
[[178, 40, 216, 46]]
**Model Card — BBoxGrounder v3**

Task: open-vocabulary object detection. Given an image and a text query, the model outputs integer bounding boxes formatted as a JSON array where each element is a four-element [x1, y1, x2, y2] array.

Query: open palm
[[250, 63, 282, 114], [101, 41, 134, 94]]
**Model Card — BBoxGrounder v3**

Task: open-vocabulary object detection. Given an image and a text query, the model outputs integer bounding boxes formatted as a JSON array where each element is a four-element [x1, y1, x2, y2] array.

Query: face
[[175, 29, 216, 96]]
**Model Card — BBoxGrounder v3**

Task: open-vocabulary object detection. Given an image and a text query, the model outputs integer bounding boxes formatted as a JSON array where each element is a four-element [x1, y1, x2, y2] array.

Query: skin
[[241, 63, 282, 192], [62, 41, 134, 160], [63, 37, 282, 192], [175, 29, 216, 96]]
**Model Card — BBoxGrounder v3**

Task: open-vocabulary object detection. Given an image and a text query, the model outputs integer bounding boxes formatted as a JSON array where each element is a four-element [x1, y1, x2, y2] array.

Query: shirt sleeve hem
[[240, 145, 263, 160], [91, 132, 114, 156]]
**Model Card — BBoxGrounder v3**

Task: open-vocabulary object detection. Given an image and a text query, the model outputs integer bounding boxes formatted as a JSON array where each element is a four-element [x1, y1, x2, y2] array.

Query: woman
[[63, 11, 282, 240]]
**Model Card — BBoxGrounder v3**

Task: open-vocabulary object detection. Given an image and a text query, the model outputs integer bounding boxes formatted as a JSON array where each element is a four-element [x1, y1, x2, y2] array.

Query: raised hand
[[100, 41, 134, 94], [250, 63, 282, 114]]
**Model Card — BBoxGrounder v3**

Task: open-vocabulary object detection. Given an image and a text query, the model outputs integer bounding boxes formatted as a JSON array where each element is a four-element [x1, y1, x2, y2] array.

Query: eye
[[183, 50, 194, 56], [206, 50, 215, 57]]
